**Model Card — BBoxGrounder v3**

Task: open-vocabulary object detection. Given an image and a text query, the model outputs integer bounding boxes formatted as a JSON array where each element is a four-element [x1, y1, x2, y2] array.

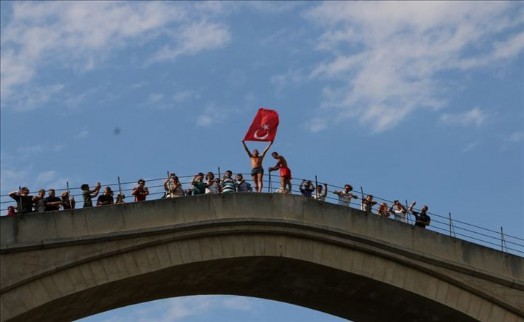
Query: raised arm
[[260, 141, 273, 158], [90, 183, 101, 198], [408, 201, 416, 213], [242, 141, 253, 157]]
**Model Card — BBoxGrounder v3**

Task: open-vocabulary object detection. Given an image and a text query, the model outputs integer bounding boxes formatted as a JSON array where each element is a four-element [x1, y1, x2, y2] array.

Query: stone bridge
[[1, 193, 523, 322]]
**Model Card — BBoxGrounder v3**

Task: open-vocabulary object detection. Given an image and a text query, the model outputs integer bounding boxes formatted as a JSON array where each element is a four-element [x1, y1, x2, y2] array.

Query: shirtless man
[[268, 151, 292, 193], [242, 140, 273, 192]]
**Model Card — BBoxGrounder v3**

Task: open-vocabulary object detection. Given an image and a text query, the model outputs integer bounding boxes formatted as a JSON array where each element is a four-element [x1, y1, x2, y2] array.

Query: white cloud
[[148, 93, 164, 105], [172, 91, 194, 103], [462, 141, 480, 153], [1, 84, 64, 111], [149, 22, 231, 63], [304, 2, 524, 132], [440, 107, 488, 127], [131, 296, 256, 322], [196, 105, 227, 127], [75, 129, 89, 139], [508, 131, 524, 143], [1, 2, 230, 108]]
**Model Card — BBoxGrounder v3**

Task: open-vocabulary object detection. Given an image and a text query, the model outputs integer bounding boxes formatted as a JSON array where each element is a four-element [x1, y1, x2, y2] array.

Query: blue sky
[[1, 1, 523, 321]]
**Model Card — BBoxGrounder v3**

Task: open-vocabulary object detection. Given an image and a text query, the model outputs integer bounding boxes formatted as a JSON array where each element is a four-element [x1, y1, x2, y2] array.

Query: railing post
[[501, 226, 507, 253], [66, 181, 73, 209], [117, 177, 122, 197], [448, 212, 456, 237]]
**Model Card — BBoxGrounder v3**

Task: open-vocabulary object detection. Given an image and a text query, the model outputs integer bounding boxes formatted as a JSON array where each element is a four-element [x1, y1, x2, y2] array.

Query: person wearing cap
[[132, 179, 149, 202], [97, 187, 115, 206]]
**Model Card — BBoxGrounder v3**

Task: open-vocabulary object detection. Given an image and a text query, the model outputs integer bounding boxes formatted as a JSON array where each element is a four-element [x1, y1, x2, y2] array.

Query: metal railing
[[1, 171, 523, 256]]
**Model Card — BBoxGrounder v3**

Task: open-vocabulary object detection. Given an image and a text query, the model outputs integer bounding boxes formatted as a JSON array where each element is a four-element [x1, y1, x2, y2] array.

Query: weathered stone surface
[[1, 193, 523, 322]]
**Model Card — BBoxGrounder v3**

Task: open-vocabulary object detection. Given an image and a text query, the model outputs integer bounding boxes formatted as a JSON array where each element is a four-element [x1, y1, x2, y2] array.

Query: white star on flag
[[262, 124, 269, 130]]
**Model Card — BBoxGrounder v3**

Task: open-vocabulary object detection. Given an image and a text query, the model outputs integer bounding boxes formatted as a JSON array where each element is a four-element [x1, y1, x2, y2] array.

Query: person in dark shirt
[[61, 191, 76, 210], [8, 187, 33, 214], [409, 201, 431, 228], [300, 180, 315, 198], [97, 187, 114, 206], [44, 189, 62, 211]]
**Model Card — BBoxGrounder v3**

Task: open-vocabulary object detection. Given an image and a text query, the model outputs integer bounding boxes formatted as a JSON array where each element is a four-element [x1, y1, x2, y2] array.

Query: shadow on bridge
[[1, 193, 523, 322]]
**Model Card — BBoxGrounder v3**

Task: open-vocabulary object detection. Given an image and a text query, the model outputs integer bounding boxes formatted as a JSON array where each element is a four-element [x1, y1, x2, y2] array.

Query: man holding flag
[[243, 108, 279, 193]]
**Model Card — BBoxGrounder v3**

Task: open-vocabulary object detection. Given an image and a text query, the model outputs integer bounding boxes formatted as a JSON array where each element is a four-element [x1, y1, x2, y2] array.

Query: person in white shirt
[[333, 184, 358, 207]]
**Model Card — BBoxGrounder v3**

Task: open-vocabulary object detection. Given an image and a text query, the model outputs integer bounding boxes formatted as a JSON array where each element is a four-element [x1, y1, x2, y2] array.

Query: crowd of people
[[4, 141, 431, 229]]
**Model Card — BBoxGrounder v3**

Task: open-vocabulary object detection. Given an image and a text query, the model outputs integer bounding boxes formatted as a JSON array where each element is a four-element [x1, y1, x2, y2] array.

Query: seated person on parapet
[[409, 201, 431, 229], [333, 184, 358, 207], [313, 183, 328, 201]]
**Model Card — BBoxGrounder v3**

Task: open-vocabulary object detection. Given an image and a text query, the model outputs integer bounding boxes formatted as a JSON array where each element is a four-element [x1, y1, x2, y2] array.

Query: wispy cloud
[[196, 105, 227, 127], [440, 107, 488, 127], [507, 131, 524, 143], [100, 296, 256, 322], [303, 2, 524, 133], [1, 2, 230, 109], [149, 22, 231, 63]]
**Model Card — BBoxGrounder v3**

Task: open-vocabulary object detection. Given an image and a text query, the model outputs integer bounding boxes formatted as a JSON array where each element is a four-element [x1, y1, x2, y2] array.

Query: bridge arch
[[1, 194, 523, 321]]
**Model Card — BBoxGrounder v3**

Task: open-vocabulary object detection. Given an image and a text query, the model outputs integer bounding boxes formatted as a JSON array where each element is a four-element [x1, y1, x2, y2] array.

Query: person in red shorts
[[268, 151, 292, 193]]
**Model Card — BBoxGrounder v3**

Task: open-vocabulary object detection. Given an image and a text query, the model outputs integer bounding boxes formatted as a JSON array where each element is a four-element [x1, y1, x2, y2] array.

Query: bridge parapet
[[1, 193, 523, 322]]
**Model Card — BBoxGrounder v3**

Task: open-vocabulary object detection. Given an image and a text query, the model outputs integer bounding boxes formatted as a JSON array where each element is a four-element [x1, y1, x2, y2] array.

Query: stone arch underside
[[2, 225, 490, 322]]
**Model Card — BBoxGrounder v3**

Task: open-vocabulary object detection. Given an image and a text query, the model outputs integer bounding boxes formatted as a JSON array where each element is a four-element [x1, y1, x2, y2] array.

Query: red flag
[[244, 108, 279, 142]]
